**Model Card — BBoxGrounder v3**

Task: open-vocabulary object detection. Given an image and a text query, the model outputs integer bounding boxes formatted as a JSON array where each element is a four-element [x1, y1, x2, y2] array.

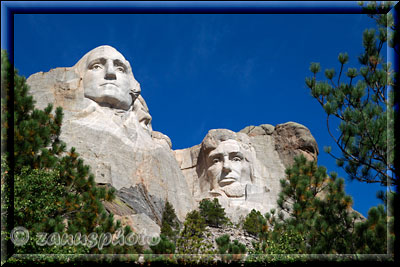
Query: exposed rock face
[[26, 46, 195, 237], [272, 122, 319, 167], [26, 45, 322, 233], [174, 123, 319, 223], [117, 184, 165, 225]]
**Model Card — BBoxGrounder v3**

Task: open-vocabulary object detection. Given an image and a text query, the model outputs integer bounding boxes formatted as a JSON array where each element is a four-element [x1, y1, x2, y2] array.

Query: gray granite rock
[[174, 123, 319, 223], [26, 46, 195, 233], [117, 184, 165, 226], [26, 45, 346, 233]]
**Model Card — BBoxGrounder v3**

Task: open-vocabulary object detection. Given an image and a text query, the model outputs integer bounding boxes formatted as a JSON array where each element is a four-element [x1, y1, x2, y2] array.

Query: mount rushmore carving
[[27, 45, 319, 234]]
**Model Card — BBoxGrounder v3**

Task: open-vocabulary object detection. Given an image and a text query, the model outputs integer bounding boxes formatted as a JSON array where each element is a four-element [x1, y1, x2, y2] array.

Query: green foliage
[[242, 209, 265, 237], [358, 2, 397, 49], [1, 50, 11, 153], [215, 234, 230, 254], [160, 201, 180, 241], [1, 50, 141, 257], [199, 198, 229, 228], [215, 234, 247, 254], [271, 155, 362, 254], [247, 155, 392, 256], [228, 239, 246, 255], [176, 210, 213, 254], [13, 71, 65, 172], [250, 229, 305, 254], [1, 157, 9, 265], [149, 201, 181, 254], [14, 167, 64, 232], [354, 192, 394, 254], [150, 234, 175, 254], [215, 234, 246, 262], [305, 2, 397, 186]]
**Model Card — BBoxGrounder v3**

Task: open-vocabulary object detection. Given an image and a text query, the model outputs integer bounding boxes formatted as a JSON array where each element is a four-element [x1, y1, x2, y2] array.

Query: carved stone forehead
[[86, 46, 128, 66], [209, 140, 241, 155], [73, 45, 133, 75]]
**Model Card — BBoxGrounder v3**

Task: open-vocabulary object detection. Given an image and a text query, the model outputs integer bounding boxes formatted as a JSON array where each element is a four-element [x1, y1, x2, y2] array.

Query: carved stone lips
[[219, 178, 237, 186], [100, 83, 118, 86]]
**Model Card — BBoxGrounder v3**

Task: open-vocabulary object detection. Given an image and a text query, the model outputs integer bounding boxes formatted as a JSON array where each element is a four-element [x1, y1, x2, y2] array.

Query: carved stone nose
[[105, 63, 116, 80], [222, 160, 232, 173]]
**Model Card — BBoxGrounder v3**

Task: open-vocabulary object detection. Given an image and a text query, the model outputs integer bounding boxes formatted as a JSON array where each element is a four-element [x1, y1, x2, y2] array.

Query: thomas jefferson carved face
[[206, 139, 252, 197], [83, 46, 133, 110]]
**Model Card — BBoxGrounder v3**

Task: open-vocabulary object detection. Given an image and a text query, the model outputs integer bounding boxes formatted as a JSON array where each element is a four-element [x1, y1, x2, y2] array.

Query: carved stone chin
[[220, 182, 246, 198], [81, 46, 135, 111]]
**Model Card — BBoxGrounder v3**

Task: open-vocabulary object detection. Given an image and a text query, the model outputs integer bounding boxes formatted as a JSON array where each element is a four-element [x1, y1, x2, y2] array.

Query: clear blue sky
[[9, 2, 391, 217]]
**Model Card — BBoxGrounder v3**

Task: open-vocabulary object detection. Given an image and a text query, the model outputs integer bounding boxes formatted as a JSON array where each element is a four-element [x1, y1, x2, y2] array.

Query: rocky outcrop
[[26, 45, 324, 234], [174, 122, 319, 223], [26, 46, 195, 236], [272, 122, 319, 167], [117, 184, 165, 226]]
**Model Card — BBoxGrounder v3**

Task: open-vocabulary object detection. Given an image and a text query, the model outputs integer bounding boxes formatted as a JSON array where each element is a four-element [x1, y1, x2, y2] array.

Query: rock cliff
[[26, 45, 321, 235], [174, 123, 318, 222]]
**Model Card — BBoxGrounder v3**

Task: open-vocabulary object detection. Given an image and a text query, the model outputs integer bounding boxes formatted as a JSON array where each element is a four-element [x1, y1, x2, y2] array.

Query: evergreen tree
[[251, 228, 305, 255], [199, 198, 229, 228], [304, 2, 397, 256], [215, 234, 246, 254], [227, 239, 246, 255], [149, 234, 175, 254], [215, 234, 246, 262], [354, 205, 388, 254], [1, 50, 11, 264], [272, 155, 360, 254], [160, 201, 180, 241], [149, 201, 180, 254], [354, 191, 394, 254], [1, 50, 141, 256], [247, 155, 390, 255], [215, 234, 230, 254], [305, 1, 397, 186], [176, 210, 212, 254], [242, 209, 265, 237]]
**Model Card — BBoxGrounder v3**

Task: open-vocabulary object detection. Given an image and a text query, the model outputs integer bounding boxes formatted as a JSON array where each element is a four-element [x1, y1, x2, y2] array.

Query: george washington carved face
[[82, 46, 137, 110]]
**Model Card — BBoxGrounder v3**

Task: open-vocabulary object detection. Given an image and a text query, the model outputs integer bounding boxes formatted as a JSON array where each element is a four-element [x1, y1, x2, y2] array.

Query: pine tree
[[353, 191, 394, 254], [199, 198, 229, 228], [305, 1, 397, 186], [215, 234, 246, 254], [272, 155, 360, 254], [215, 234, 230, 254], [160, 201, 180, 241], [215, 234, 246, 262], [176, 210, 212, 254], [304, 2, 398, 256], [242, 209, 265, 237], [149, 234, 175, 254], [1, 50, 141, 256], [1, 49, 11, 264], [354, 205, 388, 254], [149, 201, 180, 254]]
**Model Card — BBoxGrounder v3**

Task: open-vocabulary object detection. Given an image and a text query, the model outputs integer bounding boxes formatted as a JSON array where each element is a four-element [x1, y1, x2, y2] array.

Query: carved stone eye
[[213, 158, 220, 164], [116, 66, 125, 73], [91, 64, 102, 70], [232, 156, 242, 162]]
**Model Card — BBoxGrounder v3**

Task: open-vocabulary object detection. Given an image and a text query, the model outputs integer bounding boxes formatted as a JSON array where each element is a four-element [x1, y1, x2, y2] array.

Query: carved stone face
[[83, 46, 133, 110], [206, 139, 252, 197]]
